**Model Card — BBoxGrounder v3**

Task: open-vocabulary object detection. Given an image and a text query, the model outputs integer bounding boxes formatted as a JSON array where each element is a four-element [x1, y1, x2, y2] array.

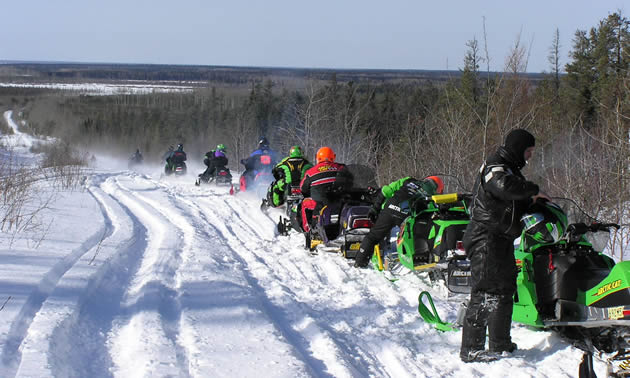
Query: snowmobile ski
[[418, 291, 458, 332]]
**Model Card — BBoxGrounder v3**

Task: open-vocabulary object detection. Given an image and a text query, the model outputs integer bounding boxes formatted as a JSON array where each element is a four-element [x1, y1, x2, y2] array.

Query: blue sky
[[2, 0, 626, 73]]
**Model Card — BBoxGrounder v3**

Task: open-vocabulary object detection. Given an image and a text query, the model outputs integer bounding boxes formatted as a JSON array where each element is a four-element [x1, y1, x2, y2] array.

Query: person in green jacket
[[354, 176, 444, 268], [262, 145, 313, 209]]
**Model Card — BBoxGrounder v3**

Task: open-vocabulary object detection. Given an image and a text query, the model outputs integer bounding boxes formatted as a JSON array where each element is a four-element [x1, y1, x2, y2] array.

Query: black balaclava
[[504, 129, 535, 168]]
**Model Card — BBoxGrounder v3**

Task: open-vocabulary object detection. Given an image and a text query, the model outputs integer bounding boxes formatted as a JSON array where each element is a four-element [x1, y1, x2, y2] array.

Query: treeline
[[12, 12, 630, 257]]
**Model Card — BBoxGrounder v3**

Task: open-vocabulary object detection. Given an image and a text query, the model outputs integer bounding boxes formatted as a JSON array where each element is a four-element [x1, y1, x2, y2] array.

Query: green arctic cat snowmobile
[[371, 192, 473, 293], [513, 199, 627, 328], [512, 199, 630, 375]]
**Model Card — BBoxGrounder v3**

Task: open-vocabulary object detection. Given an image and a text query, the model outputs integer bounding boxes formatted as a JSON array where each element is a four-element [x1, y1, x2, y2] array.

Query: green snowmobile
[[371, 192, 473, 293], [512, 199, 628, 375]]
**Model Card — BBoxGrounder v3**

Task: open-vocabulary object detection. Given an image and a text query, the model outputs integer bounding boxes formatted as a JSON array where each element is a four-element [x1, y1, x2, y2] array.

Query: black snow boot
[[460, 349, 498, 363], [489, 342, 517, 354], [353, 248, 370, 268], [488, 293, 516, 354]]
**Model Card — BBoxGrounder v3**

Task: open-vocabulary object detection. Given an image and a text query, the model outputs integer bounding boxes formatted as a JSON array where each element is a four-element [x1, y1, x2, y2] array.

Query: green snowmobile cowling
[[512, 200, 628, 329], [512, 199, 630, 375], [372, 191, 473, 294]]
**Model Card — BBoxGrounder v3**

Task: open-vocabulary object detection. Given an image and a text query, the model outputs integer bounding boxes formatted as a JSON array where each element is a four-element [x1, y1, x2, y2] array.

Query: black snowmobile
[[165, 161, 187, 176], [128, 151, 143, 169], [196, 167, 232, 186], [279, 164, 378, 255]]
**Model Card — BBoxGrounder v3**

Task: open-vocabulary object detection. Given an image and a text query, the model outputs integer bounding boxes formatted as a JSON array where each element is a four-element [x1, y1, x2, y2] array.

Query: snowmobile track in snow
[[105, 175, 192, 377], [0, 179, 114, 377], [47, 177, 149, 377], [192, 194, 393, 377]]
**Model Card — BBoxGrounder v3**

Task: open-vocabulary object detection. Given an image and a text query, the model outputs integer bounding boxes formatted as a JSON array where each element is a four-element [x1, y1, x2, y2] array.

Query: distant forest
[[1, 12, 629, 256], [0, 61, 545, 86]]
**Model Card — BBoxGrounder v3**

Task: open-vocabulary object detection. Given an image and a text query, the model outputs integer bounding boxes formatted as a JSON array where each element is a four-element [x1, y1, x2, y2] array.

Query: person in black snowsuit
[[353, 176, 443, 268], [460, 129, 550, 363], [129, 149, 143, 168], [165, 144, 187, 174], [132, 149, 143, 163], [198, 145, 229, 184]]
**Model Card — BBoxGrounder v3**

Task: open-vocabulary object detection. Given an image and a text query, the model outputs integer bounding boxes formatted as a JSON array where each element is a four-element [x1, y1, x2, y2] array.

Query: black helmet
[[258, 137, 269, 148], [177, 143, 184, 151]]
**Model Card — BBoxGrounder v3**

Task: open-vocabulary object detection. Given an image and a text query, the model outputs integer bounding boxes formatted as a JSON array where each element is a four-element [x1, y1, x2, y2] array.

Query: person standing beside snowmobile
[[353, 176, 444, 268], [460, 129, 550, 363], [299, 146, 353, 232], [263, 145, 313, 209], [239, 137, 279, 191], [198, 144, 229, 184]]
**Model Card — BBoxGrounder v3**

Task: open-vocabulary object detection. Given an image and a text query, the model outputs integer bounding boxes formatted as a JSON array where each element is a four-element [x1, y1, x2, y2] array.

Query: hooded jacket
[[467, 137, 539, 239]]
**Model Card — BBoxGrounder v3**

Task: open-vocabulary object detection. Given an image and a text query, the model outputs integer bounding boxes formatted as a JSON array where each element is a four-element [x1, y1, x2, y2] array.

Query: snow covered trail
[[3, 111, 33, 150], [0, 167, 610, 377]]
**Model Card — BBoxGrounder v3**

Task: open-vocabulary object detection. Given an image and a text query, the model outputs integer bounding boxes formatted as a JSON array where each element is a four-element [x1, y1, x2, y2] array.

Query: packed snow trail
[[0, 163, 610, 377]]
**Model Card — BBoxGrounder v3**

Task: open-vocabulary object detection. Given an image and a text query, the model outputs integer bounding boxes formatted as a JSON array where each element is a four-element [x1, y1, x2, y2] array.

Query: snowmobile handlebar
[[591, 222, 620, 231], [431, 193, 472, 204], [566, 222, 620, 238]]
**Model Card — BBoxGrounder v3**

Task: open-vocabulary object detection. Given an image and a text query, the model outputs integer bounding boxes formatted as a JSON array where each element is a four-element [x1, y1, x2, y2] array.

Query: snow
[[0, 112, 614, 377], [0, 82, 196, 95]]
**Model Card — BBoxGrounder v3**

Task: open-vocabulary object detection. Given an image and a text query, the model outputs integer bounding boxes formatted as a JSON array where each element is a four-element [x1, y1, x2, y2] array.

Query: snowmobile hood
[[586, 261, 630, 307]]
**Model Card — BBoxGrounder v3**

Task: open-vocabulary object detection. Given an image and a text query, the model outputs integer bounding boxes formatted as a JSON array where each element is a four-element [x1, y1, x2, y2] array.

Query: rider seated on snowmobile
[[354, 176, 444, 268], [165, 144, 187, 173], [298, 146, 354, 234], [198, 144, 230, 183], [163, 145, 174, 162], [263, 145, 313, 209], [239, 137, 279, 191], [131, 149, 143, 163]]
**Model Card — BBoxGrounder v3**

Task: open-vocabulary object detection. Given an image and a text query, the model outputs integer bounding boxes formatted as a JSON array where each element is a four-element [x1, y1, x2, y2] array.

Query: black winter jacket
[[468, 147, 539, 239]]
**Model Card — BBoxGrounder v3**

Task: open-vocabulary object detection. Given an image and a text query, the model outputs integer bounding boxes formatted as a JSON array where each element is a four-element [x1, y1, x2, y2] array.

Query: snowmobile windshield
[[551, 198, 612, 253], [521, 213, 544, 232], [345, 164, 377, 189]]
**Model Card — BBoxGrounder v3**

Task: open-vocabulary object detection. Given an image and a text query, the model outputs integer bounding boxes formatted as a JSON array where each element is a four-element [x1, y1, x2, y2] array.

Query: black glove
[[368, 205, 380, 221], [372, 190, 385, 209]]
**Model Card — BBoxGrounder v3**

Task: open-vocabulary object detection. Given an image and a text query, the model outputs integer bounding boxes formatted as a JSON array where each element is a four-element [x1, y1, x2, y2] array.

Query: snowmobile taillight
[[456, 241, 465, 252], [548, 251, 555, 273], [352, 219, 372, 229], [219, 171, 227, 176], [291, 187, 301, 195]]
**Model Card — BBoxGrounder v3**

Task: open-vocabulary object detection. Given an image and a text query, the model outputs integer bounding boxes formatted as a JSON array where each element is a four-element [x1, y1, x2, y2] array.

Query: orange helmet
[[316, 147, 336, 163], [425, 176, 444, 194]]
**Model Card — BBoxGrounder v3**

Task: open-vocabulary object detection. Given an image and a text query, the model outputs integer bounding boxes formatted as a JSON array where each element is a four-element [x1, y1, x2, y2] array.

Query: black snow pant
[[460, 226, 517, 354], [199, 167, 216, 182], [354, 207, 405, 267]]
